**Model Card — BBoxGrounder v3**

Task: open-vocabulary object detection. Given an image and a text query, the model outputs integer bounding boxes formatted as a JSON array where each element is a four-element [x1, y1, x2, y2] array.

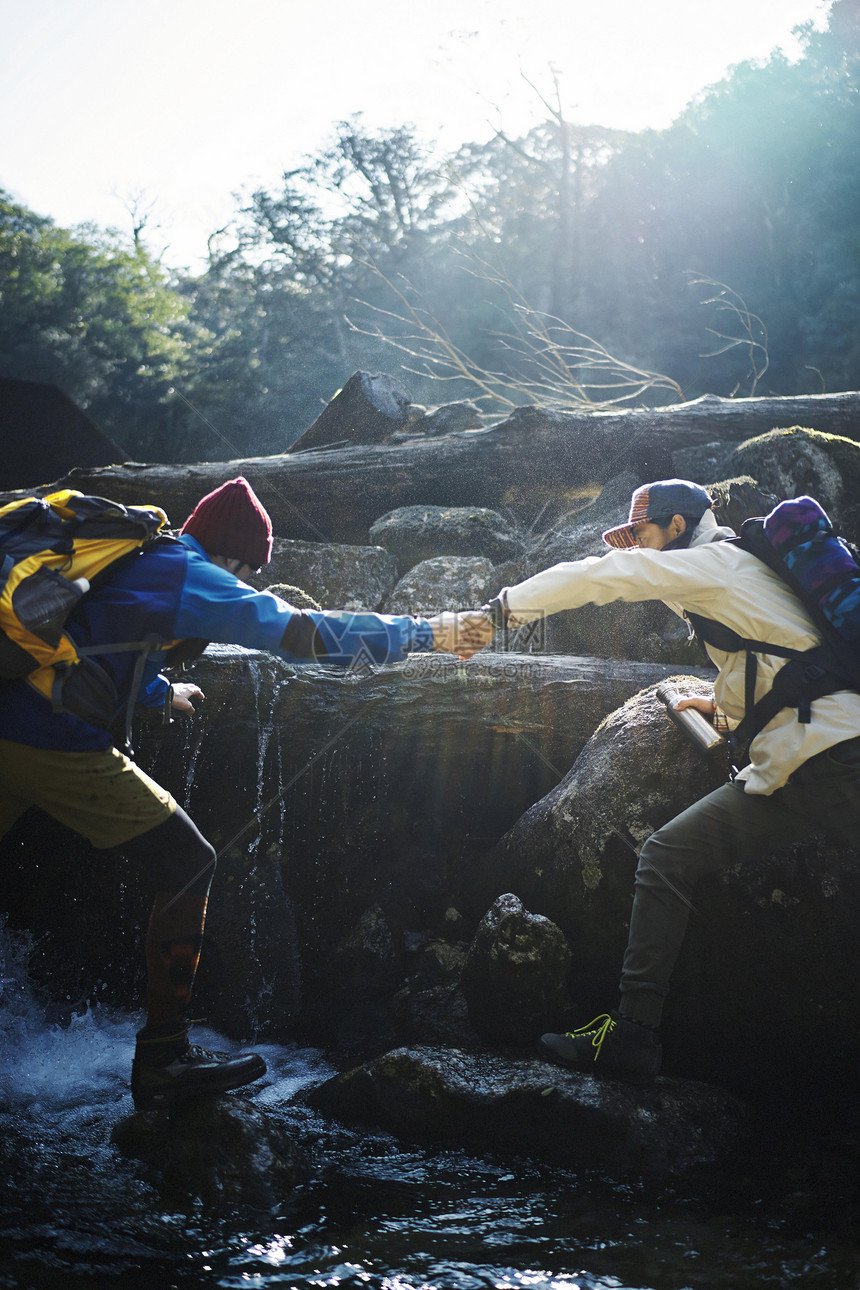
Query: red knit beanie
[[180, 476, 273, 568]]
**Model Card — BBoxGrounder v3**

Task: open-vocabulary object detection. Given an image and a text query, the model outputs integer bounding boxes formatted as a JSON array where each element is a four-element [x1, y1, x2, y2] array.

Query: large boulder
[[289, 370, 411, 452], [383, 555, 498, 615], [370, 504, 524, 571], [726, 426, 860, 541], [489, 678, 860, 1103], [306, 1045, 748, 1171], [259, 538, 398, 611], [489, 678, 725, 1000]]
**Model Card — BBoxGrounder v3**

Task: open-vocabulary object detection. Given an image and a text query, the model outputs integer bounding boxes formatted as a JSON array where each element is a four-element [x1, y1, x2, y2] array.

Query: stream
[[2, 921, 860, 1289]]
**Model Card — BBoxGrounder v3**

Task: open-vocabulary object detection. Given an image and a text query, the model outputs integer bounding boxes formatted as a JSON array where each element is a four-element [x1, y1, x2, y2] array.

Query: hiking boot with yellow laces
[[131, 1023, 267, 1111], [540, 1011, 661, 1084]]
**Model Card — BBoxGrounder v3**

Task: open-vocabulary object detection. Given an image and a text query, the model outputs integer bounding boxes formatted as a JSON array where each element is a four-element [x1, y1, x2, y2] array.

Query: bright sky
[[1, 0, 831, 272]]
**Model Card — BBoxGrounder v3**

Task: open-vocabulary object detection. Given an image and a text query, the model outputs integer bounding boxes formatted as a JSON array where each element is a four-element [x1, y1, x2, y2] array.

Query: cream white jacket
[[503, 512, 860, 795]]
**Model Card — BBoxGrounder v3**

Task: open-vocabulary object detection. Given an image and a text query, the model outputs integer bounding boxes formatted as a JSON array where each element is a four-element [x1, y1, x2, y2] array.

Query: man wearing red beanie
[[0, 476, 481, 1111], [180, 475, 274, 571]]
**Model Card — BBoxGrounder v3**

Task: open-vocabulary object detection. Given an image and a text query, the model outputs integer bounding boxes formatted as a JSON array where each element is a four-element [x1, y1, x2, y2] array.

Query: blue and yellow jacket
[[0, 534, 433, 751]]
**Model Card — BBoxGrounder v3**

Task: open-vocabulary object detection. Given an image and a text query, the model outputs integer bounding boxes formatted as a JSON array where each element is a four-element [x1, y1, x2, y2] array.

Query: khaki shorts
[[0, 740, 176, 850]]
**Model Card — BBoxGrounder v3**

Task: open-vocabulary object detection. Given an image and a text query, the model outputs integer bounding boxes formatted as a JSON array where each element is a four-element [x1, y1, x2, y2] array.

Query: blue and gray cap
[[602, 479, 713, 549]]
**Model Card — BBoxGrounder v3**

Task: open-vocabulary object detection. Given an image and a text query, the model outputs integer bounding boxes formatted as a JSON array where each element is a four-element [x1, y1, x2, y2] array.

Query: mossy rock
[[727, 426, 860, 542], [266, 582, 322, 611]]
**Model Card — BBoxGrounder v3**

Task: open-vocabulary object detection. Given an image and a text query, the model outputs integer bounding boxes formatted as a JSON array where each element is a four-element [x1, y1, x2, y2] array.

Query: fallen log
[[50, 390, 860, 543]]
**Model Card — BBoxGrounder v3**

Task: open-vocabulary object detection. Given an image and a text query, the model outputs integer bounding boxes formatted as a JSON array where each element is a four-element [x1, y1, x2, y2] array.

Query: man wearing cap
[[444, 478, 860, 1082], [0, 476, 480, 1110]]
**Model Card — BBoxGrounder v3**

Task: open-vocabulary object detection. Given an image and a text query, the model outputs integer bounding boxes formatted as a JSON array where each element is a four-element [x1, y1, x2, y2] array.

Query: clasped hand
[[426, 611, 496, 659]]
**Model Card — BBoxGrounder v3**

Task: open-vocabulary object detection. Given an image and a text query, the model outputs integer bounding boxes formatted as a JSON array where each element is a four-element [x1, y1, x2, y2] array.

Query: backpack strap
[[685, 609, 852, 758]]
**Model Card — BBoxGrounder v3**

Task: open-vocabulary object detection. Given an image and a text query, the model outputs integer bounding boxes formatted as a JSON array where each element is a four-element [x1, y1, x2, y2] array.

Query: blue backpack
[[686, 496, 860, 755]]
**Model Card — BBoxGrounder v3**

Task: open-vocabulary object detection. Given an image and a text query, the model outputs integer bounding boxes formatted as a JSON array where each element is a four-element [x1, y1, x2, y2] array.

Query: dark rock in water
[[370, 504, 524, 570], [384, 555, 497, 615], [394, 933, 478, 1049], [112, 1095, 310, 1206], [307, 1045, 748, 1172], [395, 978, 478, 1049], [461, 893, 576, 1045], [333, 903, 403, 999]]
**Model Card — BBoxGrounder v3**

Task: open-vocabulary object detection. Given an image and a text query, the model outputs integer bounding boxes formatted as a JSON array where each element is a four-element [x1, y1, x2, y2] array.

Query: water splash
[[0, 915, 327, 1127]]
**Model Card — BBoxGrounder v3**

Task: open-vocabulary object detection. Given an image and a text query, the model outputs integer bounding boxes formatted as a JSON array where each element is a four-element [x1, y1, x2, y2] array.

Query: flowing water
[[1, 919, 860, 1290]]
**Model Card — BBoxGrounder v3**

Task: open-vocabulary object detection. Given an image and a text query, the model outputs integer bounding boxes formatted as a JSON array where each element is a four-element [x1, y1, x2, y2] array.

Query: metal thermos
[[656, 683, 726, 754]]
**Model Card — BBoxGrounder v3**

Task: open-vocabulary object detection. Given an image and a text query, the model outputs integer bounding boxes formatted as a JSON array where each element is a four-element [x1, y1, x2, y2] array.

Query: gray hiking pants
[[619, 735, 860, 1027]]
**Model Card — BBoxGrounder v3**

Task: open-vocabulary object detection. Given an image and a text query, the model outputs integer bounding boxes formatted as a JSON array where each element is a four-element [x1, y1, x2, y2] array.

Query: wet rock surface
[[0, 650, 711, 1043], [307, 1045, 748, 1172], [113, 1095, 310, 1206]]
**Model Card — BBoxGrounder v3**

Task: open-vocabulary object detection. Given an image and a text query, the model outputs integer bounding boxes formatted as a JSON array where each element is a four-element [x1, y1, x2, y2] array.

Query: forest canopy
[[1, 3, 858, 463]]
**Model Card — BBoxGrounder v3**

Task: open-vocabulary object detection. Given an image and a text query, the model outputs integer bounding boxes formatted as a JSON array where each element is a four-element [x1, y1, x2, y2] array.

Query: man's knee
[[121, 806, 216, 896], [634, 810, 710, 897]]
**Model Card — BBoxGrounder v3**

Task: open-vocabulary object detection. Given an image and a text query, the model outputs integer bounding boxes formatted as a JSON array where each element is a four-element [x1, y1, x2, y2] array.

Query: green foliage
[[0, 190, 209, 457]]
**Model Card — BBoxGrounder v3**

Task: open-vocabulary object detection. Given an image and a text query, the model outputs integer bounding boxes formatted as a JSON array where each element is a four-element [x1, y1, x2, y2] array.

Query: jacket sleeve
[[140, 673, 171, 709], [503, 543, 756, 626], [173, 552, 433, 665]]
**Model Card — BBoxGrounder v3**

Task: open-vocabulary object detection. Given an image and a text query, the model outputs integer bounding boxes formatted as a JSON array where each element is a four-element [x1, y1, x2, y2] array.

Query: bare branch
[[350, 247, 683, 413], [689, 275, 770, 396]]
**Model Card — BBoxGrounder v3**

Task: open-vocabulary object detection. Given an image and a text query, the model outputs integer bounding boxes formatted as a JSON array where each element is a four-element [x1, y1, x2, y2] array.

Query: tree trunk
[[45, 390, 860, 543]]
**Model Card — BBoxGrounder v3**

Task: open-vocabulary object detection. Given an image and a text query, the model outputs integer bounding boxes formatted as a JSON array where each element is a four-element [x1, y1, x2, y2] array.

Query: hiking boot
[[540, 1011, 661, 1084], [131, 1023, 267, 1111]]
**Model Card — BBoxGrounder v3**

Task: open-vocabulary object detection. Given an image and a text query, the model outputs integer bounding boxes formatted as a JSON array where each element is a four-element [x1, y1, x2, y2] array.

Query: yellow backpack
[[0, 489, 170, 733]]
